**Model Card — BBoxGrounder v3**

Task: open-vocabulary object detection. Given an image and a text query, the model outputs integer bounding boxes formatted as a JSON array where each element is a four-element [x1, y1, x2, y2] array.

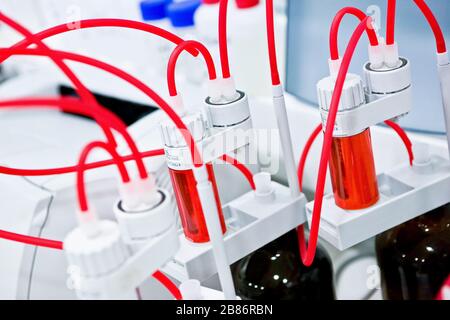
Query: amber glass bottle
[[376, 204, 450, 300], [232, 230, 335, 300]]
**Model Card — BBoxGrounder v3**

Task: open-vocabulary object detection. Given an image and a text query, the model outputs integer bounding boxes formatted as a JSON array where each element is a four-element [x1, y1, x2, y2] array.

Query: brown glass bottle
[[376, 204, 450, 300], [232, 230, 335, 300]]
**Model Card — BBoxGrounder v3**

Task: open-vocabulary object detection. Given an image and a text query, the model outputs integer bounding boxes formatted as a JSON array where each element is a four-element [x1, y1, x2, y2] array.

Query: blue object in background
[[140, 0, 172, 21], [167, 0, 202, 28], [286, 0, 450, 134]]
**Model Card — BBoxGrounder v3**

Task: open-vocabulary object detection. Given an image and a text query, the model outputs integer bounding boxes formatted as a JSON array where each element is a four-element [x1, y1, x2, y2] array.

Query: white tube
[[272, 84, 301, 197], [193, 165, 236, 300], [437, 52, 450, 159]]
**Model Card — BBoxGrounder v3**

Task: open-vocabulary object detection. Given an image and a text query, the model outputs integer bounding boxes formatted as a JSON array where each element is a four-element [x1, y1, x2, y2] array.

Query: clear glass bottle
[[232, 230, 336, 300], [376, 204, 450, 300], [160, 113, 226, 243], [329, 128, 380, 210]]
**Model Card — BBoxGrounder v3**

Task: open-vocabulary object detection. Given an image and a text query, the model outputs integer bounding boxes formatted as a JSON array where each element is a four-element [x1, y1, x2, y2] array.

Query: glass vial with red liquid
[[160, 113, 226, 243], [317, 73, 380, 210]]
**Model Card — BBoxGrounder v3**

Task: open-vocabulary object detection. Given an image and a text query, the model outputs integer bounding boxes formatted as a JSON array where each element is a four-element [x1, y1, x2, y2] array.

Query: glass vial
[[161, 113, 226, 243], [329, 128, 380, 210]]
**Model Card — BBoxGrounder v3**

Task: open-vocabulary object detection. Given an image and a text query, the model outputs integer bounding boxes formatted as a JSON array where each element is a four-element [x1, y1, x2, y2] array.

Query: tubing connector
[[167, 94, 185, 115], [204, 89, 251, 129], [368, 44, 384, 70], [253, 172, 275, 202], [328, 58, 342, 78], [384, 42, 400, 68], [119, 175, 161, 212], [115, 187, 175, 247]]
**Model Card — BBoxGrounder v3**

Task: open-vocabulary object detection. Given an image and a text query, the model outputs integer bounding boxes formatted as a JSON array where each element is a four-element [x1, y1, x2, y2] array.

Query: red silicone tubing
[[266, 0, 281, 86], [329, 7, 380, 61], [413, 0, 447, 54], [220, 154, 256, 190], [298, 17, 374, 266], [77, 141, 131, 212], [153, 271, 182, 300], [386, 0, 397, 45], [218, 0, 231, 79], [0, 149, 165, 177], [0, 47, 203, 167], [168, 40, 217, 97], [0, 12, 120, 152]]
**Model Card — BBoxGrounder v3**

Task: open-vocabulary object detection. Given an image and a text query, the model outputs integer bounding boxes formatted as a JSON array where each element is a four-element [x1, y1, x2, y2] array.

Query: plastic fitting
[[364, 57, 411, 97], [204, 89, 251, 129], [114, 188, 174, 245], [253, 172, 275, 202], [118, 176, 161, 211]]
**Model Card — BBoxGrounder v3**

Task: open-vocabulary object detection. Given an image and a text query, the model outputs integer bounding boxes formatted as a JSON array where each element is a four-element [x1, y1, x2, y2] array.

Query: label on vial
[[164, 147, 194, 171]]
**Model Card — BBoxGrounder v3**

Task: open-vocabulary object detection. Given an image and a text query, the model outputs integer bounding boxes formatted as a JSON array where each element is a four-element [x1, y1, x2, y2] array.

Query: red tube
[[298, 17, 374, 266], [297, 124, 323, 191], [0, 47, 203, 167], [219, 0, 231, 79], [386, 0, 397, 45], [153, 271, 182, 300], [168, 40, 217, 97], [220, 154, 255, 190], [329, 7, 379, 60], [0, 149, 165, 177], [265, 0, 281, 86], [0, 230, 63, 250], [77, 141, 131, 212], [413, 0, 447, 54], [385, 120, 414, 165], [0, 12, 119, 151]]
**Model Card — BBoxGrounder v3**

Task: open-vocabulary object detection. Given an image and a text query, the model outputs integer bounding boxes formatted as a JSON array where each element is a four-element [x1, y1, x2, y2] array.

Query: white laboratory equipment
[[0, 0, 448, 303]]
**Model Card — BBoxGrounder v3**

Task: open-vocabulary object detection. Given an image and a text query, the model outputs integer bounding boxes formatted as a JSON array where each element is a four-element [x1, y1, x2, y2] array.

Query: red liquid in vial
[[329, 128, 379, 210], [169, 163, 226, 243]]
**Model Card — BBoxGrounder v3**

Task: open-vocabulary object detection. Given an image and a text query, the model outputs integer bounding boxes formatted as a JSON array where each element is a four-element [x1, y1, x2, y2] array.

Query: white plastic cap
[[160, 112, 206, 148], [115, 189, 174, 241], [368, 44, 384, 69], [253, 172, 275, 201], [328, 58, 342, 78], [180, 280, 204, 300], [167, 94, 185, 115], [384, 42, 400, 68], [317, 73, 365, 112], [64, 220, 129, 278]]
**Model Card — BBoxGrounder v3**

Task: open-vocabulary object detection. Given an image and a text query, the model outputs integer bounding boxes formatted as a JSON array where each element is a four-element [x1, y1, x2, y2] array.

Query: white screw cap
[[317, 73, 365, 112], [180, 280, 204, 300]]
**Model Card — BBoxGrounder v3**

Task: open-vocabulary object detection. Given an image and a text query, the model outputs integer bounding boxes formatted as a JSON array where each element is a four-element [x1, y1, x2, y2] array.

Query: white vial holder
[[318, 58, 412, 138], [305, 154, 450, 251], [163, 181, 306, 282]]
